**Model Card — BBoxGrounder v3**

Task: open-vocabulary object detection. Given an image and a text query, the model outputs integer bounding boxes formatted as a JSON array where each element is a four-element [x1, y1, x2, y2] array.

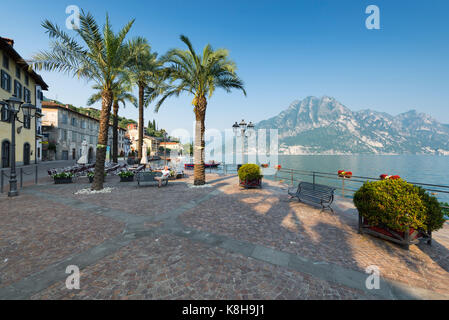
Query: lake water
[[274, 155, 449, 203]]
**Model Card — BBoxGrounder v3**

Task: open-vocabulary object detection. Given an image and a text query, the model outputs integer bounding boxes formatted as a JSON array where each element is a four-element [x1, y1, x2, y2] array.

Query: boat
[[184, 161, 220, 169]]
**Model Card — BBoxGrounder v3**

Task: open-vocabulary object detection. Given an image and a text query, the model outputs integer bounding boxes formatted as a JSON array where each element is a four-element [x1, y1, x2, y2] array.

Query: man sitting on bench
[[155, 166, 170, 187]]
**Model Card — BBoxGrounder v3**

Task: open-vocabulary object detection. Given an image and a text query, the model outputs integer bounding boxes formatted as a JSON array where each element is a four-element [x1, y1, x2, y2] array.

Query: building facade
[[42, 101, 100, 162], [42, 101, 127, 162], [0, 37, 48, 167], [126, 123, 159, 156]]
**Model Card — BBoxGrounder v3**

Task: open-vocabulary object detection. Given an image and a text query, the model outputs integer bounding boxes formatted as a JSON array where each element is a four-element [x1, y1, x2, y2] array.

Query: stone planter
[[239, 178, 262, 189], [120, 175, 134, 182], [358, 213, 431, 250], [54, 177, 73, 184]]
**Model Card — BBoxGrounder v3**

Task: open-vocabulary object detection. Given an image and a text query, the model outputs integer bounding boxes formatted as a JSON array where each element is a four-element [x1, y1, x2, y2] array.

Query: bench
[[136, 171, 168, 187], [288, 182, 335, 212]]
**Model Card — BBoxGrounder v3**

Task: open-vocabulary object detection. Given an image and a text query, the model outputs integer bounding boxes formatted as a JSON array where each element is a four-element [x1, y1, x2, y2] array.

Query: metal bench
[[136, 171, 168, 187], [288, 182, 335, 212]]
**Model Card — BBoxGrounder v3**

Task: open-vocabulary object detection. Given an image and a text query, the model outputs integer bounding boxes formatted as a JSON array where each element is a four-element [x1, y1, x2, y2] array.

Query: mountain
[[256, 96, 449, 155]]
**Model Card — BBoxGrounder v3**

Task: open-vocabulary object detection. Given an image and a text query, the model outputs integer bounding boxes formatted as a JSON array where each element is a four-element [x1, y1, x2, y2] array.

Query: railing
[[0, 165, 39, 194], [217, 164, 449, 212]]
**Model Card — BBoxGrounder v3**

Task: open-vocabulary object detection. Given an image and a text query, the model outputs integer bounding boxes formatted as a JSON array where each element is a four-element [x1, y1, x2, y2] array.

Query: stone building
[[126, 123, 159, 156], [42, 101, 99, 162], [42, 101, 127, 162]]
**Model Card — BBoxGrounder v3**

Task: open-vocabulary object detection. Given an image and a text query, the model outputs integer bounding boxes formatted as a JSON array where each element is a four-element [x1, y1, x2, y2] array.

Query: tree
[[33, 11, 134, 190], [153, 35, 246, 185], [125, 37, 162, 161], [87, 81, 136, 163]]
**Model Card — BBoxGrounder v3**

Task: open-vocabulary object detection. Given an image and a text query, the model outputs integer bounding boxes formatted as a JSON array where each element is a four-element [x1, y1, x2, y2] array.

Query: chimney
[[1, 37, 14, 47]]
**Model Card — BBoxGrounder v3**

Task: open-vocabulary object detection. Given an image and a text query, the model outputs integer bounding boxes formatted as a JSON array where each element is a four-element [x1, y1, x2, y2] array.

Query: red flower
[[380, 174, 389, 180], [390, 175, 401, 180]]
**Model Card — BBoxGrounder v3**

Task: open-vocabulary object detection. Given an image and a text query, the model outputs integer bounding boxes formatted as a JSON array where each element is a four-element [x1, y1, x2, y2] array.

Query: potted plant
[[354, 178, 446, 249], [52, 172, 74, 184], [87, 171, 106, 183], [118, 170, 134, 182], [238, 164, 263, 189], [338, 170, 352, 178]]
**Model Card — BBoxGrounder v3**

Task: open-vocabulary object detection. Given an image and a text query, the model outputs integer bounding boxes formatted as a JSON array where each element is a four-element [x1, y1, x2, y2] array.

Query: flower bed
[[354, 178, 446, 249], [238, 164, 263, 189], [118, 171, 134, 182], [52, 172, 74, 184]]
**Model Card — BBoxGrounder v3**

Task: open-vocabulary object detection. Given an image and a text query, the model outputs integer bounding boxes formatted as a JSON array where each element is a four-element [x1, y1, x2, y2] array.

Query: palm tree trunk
[[112, 100, 119, 163], [138, 82, 144, 161], [92, 90, 113, 190], [194, 96, 207, 185]]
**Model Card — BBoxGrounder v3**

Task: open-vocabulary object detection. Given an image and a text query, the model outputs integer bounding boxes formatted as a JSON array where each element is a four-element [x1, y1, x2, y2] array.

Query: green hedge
[[238, 164, 263, 181], [354, 179, 445, 232]]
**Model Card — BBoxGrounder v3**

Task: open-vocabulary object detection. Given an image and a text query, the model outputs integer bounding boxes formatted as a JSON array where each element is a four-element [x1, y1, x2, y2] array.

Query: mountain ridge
[[256, 96, 449, 155]]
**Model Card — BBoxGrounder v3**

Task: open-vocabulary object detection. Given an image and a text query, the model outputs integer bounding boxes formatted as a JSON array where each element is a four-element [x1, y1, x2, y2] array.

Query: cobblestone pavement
[[31, 235, 371, 300], [181, 175, 449, 295], [0, 194, 124, 288], [1, 172, 448, 300]]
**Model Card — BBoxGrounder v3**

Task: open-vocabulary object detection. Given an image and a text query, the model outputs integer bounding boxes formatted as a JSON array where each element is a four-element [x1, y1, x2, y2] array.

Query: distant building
[[126, 123, 159, 156], [0, 37, 48, 167], [159, 141, 182, 152], [42, 101, 99, 162], [42, 101, 127, 162]]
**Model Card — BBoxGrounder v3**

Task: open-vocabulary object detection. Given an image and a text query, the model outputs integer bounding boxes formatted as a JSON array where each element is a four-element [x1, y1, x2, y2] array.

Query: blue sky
[[1, 0, 448, 135]]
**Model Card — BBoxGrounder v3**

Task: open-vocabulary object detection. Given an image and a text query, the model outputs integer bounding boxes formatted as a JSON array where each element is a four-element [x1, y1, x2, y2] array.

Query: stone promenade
[[0, 172, 448, 300]]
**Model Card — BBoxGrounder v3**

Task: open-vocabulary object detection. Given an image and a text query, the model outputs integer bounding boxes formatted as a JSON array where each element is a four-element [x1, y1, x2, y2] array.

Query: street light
[[233, 119, 254, 166], [4, 96, 37, 197], [163, 132, 168, 166]]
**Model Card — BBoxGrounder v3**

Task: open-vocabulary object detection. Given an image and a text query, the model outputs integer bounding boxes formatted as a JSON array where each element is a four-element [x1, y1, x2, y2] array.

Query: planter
[[54, 177, 73, 184], [239, 178, 262, 189], [358, 213, 431, 250], [120, 175, 134, 182]]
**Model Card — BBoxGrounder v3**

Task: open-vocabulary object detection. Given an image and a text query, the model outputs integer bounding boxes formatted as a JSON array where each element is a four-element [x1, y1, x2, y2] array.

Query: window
[[14, 80, 22, 99], [25, 74, 29, 86], [71, 117, 77, 127], [89, 135, 93, 144], [24, 115, 31, 129], [61, 113, 68, 124], [2, 54, 9, 69], [1, 103, 10, 122], [72, 131, 77, 142], [80, 120, 86, 129], [1, 70, 11, 92], [16, 65, 21, 79], [63, 130, 68, 141], [23, 88, 31, 103]]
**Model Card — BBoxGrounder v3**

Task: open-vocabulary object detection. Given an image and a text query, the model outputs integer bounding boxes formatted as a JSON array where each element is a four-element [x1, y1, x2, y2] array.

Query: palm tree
[[32, 11, 134, 190], [87, 81, 136, 163], [125, 37, 162, 161], [153, 35, 246, 185]]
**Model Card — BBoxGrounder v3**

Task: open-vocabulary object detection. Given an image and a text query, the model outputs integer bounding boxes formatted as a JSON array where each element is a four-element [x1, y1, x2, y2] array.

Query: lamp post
[[4, 96, 37, 197], [163, 132, 168, 166], [232, 119, 254, 166]]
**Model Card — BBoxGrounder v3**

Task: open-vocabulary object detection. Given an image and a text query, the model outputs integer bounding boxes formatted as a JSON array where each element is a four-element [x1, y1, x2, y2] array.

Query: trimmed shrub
[[416, 187, 446, 232], [238, 164, 263, 181], [353, 179, 427, 232]]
